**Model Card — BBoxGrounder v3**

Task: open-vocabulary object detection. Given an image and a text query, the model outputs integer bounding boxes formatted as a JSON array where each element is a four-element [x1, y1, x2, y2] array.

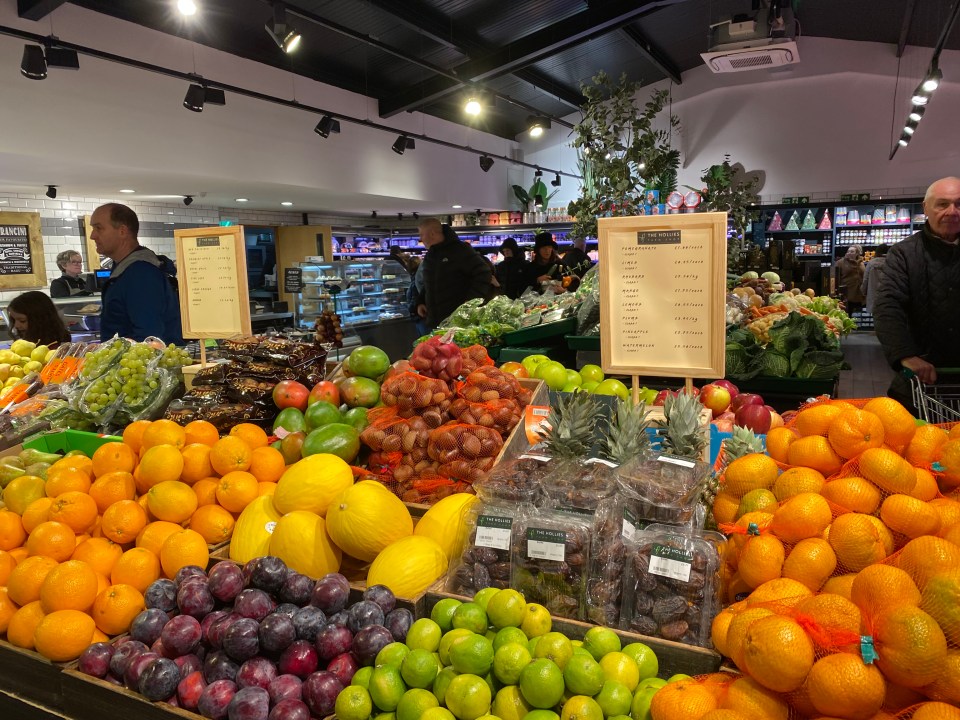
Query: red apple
[[730, 393, 765, 414], [700, 383, 732, 417], [308, 381, 340, 408], [499, 362, 529, 379], [653, 389, 675, 406], [713, 411, 736, 433], [711, 379, 740, 401], [273, 380, 310, 412], [736, 404, 772, 434], [769, 411, 784, 429]]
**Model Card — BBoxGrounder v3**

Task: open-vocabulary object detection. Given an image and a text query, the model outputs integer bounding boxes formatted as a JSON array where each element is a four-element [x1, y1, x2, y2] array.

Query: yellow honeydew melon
[[269, 510, 342, 578], [367, 535, 448, 599], [272, 453, 354, 516], [413, 493, 479, 560], [325, 480, 413, 562]]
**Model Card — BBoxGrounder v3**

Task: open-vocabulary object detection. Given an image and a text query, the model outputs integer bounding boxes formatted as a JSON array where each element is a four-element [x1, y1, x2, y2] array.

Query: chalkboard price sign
[[0, 212, 45, 288], [0, 225, 33, 275], [284, 267, 303, 294]]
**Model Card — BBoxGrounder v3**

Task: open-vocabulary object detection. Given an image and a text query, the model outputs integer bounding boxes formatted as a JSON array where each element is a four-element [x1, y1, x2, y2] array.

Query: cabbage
[[761, 351, 791, 377]]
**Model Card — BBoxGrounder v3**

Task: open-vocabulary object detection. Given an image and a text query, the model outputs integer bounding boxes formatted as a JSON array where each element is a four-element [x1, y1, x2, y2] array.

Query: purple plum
[[209, 562, 245, 603], [177, 670, 207, 711], [363, 584, 397, 614], [174, 653, 203, 679], [352, 625, 394, 667], [309, 573, 350, 614], [78, 642, 114, 678], [291, 606, 326, 643], [198, 679, 237, 720], [227, 686, 270, 720], [246, 556, 287, 595], [234, 589, 275, 621], [279, 573, 314, 606], [347, 600, 384, 633], [207, 612, 240, 649], [202, 610, 232, 646], [259, 613, 296, 655], [161, 614, 203, 657], [203, 650, 241, 683], [327, 610, 349, 627], [277, 640, 318, 679], [139, 657, 182, 701], [267, 674, 302, 705], [301, 671, 343, 718], [178, 580, 216, 619], [124, 651, 160, 689], [268, 698, 310, 720], [144, 578, 178, 613], [175, 565, 208, 586], [109, 639, 149, 678], [315, 624, 353, 662], [384, 608, 414, 642], [130, 608, 169, 646], [236, 657, 278, 690], [326, 651, 360, 686], [223, 617, 260, 662]]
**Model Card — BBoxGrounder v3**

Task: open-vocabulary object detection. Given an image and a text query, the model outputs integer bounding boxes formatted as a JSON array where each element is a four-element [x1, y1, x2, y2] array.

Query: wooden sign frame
[[174, 226, 252, 341], [598, 213, 727, 390], [0, 211, 46, 288], [82, 214, 102, 272]]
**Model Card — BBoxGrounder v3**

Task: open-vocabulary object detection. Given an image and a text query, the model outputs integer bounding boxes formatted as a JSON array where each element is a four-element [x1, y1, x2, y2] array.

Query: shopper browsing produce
[[414, 217, 493, 330], [860, 243, 888, 314], [90, 203, 184, 345], [495, 237, 532, 299], [875, 176, 960, 399], [562, 236, 593, 278], [531, 232, 563, 289], [49, 250, 92, 298], [835, 244, 865, 315], [6, 291, 71, 346]]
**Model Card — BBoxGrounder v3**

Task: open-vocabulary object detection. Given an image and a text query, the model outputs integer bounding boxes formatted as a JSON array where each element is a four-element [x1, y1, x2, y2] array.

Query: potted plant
[[690, 156, 760, 265]]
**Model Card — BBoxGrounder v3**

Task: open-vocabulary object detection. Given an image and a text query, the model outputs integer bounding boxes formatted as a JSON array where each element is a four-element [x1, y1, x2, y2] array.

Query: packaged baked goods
[[616, 453, 712, 527], [447, 502, 525, 596]]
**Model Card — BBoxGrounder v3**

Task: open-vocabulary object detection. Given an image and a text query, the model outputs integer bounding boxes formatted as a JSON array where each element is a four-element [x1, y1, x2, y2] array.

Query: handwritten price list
[[181, 235, 244, 336]]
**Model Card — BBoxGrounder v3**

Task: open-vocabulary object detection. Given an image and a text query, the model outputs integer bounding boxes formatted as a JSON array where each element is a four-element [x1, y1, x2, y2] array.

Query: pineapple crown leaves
[[661, 390, 708, 461], [536, 390, 599, 460], [600, 398, 652, 464]]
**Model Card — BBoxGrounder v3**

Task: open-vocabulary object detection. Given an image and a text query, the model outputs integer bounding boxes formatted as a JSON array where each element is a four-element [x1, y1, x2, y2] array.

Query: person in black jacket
[[414, 218, 493, 329], [561, 237, 593, 278], [495, 238, 532, 299], [530, 233, 563, 291], [874, 176, 960, 408], [50, 250, 92, 298]]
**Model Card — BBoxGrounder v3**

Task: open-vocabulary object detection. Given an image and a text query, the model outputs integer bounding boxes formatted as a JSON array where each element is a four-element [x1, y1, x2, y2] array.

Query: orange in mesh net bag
[[828, 512, 895, 573], [649, 677, 718, 720], [827, 408, 887, 459], [859, 448, 918, 495], [380, 371, 453, 411], [925, 649, 960, 705], [862, 397, 918, 450], [447, 396, 522, 435], [770, 492, 833, 543], [782, 537, 837, 592], [908, 702, 960, 720], [805, 652, 887, 720], [879, 494, 942, 539], [939, 439, 960, 491], [868, 604, 947, 689], [905, 424, 950, 468], [458, 345, 494, 376]]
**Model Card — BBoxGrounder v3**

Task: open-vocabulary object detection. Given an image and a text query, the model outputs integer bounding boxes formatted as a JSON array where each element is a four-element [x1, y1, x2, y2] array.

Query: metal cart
[[910, 369, 960, 423]]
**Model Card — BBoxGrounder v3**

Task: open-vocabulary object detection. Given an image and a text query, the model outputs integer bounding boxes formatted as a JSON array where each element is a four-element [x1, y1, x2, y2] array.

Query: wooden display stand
[[597, 213, 728, 401], [174, 227, 252, 366]]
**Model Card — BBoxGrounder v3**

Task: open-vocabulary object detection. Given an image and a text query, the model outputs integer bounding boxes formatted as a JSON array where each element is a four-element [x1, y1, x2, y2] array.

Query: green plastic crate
[[497, 346, 555, 363], [565, 334, 600, 351], [23, 429, 123, 456]]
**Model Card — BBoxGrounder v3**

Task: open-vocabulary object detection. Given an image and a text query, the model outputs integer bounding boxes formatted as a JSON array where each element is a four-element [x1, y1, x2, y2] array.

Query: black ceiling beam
[[379, 0, 688, 118], [362, 0, 586, 110], [620, 24, 682, 85], [897, 0, 917, 58], [17, 0, 67, 21]]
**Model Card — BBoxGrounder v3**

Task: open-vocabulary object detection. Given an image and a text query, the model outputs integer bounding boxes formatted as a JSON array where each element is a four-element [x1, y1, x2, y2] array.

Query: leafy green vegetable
[[761, 351, 791, 377], [796, 351, 848, 379]]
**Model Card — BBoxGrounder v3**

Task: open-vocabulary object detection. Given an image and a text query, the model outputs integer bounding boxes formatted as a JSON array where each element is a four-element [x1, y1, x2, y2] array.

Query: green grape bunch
[[158, 343, 193, 369], [79, 338, 128, 381]]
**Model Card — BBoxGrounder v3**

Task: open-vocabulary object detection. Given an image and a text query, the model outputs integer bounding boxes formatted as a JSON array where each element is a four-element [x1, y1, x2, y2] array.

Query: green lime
[[582, 626, 621, 661], [432, 598, 464, 633], [598, 652, 640, 692], [449, 634, 495, 676], [559, 696, 604, 720], [493, 626, 529, 652], [369, 666, 407, 712], [421, 709, 456, 720], [492, 642, 532, 686], [439, 628, 474, 666], [444, 674, 492, 720], [620, 643, 659, 681], [630, 683, 661, 720], [402, 648, 440, 689], [527, 635, 540, 656], [352, 666, 374, 689], [523, 712, 560, 720], [397, 688, 440, 720], [518, 659, 565, 709], [373, 714, 396, 720], [491, 685, 532, 720], [520, 603, 551, 638], [562, 653, 605, 696], [667, 673, 691, 683], [607, 716, 632, 720], [336, 685, 374, 720], [376, 642, 411, 669], [532, 632, 573, 671], [486, 589, 527, 629], [452, 602, 488, 634], [571, 646, 593, 659], [593, 680, 632, 717], [407, 618, 444, 652], [473, 587, 499, 611], [432, 667, 459, 706]]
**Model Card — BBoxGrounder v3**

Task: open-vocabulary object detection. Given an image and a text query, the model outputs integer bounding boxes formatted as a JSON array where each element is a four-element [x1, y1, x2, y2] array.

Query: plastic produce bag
[[447, 501, 527, 596], [616, 453, 712, 527]]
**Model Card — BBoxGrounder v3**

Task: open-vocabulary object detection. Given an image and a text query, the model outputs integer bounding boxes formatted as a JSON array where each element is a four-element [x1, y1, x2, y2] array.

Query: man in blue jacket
[[89, 203, 184, 344]]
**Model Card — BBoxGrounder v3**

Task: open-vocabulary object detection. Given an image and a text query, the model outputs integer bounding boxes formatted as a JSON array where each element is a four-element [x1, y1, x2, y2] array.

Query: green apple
[[561, 382, 582, 392], [580, 381, 600, 393], [594, 378, 629, 401], [536, 360, 569, 391], [564, 369, 583, 387], [521, 354, 550, 377], [580, 364, 604, 383], [640, 387, 658, 405]]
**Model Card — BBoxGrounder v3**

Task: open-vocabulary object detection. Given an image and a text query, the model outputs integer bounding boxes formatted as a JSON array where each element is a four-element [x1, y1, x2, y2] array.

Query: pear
[[44, 349, 57, 363], [0, 350, 17, 365], [0, 462, 25, 487], [30, 345, 49, 363], [0, 364, 9, 383], [23, 462, 50, 480], [5, 377, 20, 387], [10, 339, 36, 358], [8, 367, 23, 379], [19, 449, 62, 466], [22, 360, 43, 374]]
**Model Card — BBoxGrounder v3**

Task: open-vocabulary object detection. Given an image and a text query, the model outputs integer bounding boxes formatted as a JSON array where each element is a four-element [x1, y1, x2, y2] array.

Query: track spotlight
[[371, 210, 378, 219], [178, 0, 198, 15], [412, 212, 419, 220], [922, 64, 943, 93], [183, 83, 205, 112], [464, 97, 482, 116], [479, 155, 494, 172], [204, 87, 226, 105], [534, 169, 542, 178], [21, 45, 46, 80], [314, 115, 340, 138], [909, 106, 926, 123], [183, 195, 194, 206], [46, 47, 79, 71], [526, 116, 551, 138], [551, 174, 561, 188], [903, 120, 918, 135], [898, 134, 910, 147], [45, 185, 57, 199], [392, 135, 415, 155], [265, 3, 302, 54], [534, 194, 545, 209]]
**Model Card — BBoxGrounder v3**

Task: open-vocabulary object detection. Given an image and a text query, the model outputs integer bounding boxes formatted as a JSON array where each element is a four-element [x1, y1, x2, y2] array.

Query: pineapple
[[660, 391, 708, 461], [601, 400, 652, 465], [537, 390, 598, 461]]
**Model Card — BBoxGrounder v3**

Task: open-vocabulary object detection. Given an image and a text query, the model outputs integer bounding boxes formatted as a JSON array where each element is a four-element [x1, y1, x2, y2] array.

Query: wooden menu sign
[[0, 211, 46, 288], [598, 213, 727, 389], [174, 226, 252, 341]]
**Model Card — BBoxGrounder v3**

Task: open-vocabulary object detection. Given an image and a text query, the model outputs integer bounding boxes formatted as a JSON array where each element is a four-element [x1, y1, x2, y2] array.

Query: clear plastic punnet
[[446, 500, 527, 597], [616, 453, 712, 527]]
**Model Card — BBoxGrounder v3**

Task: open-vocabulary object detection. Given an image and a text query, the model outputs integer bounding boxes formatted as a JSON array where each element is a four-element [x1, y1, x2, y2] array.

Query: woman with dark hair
[[495, 237, 532, 299], [7, 292, 72, 346], [530, 232, 562, 290]]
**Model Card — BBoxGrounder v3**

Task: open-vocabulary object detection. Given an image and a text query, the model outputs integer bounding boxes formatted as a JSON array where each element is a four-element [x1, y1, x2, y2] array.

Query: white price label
[[584, 457, 618, 468], [526, 528, 566, 562], [475, 515, 512, 551], [648, 544, 693, 582], [657, 455, 696, 468]]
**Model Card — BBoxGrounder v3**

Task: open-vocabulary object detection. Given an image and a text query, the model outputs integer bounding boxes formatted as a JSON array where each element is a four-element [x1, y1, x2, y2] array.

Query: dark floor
[[838, 332, 895, 399]]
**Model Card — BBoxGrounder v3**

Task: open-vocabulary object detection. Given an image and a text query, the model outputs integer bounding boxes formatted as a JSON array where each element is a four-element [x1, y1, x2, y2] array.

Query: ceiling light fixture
[[265, 3, 302, 54], [20, 45, 46, 79], [412, 212, 419, 220], [534, 169, 542, 178], [392, 134, 415, 155], [183, 83, 205, 112], [903, 121, 917, 135], [898, 134, 910, 147], [922, 63, 943, 92], [551, 173, 561, 188], [281, 201, 293, 206], [314, 114, 340, 138], [45, 185, 57, 199], [452, 205, 462, 209], [479, 155, 494, 172], [119, 189, 135, 193], [464, 97, 482, 116], [183, 195, 194, 206], [526, 116, 551, 138], [177, 0, 197, 16], [534, 194, 545, 209]]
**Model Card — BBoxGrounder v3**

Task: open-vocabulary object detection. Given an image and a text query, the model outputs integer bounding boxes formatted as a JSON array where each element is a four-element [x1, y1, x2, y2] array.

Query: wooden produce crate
[[0, 640, 67, 711], [424, 585, 722, 678], [60, 667, 205, 720]]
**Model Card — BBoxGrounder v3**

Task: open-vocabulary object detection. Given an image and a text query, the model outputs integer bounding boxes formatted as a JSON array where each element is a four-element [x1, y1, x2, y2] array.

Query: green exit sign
[[841, 193, 871, 202], [781, 196, 809, 205]]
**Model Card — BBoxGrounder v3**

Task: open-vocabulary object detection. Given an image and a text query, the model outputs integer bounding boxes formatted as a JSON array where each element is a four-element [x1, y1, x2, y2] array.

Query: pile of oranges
[[703, 396, 960, 720], [0, 418, 286, 661]]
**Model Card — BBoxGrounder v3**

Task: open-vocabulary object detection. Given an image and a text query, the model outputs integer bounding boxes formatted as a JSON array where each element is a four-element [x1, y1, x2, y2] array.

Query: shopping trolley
[[910, 369, 960, 424]]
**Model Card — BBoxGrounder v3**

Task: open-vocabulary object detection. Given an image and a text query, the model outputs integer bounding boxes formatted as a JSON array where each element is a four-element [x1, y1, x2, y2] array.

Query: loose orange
[[89, 471, 136, 513], [185, 419, 219, 447], [26, 520, 76, 562], [722, 676, 790, 720], [122, 419, 152, 454], [806, 652, 886, 720], [210, 436, 252, 476], [47, 491, 99, 534], [91, 441, 137, 478], [180, 443, 214, 485], [782, 537, 837, 592], [723, 454, 779, 498], [257, 482, 278, 497], [772, 467, 825, 501], [71, 538, 123, 577], [737, 535, 784, 590], [135, 521, 183, 556], [49, 455, 94, 478], [137, 444, 185, 490], [872, 605, 947, 688], [771, 493, 833, 544], [828, 513, 895, 573], [795, 403, 847, 437], [795, 592, 862, 638], [741, 615, 814, 693], [189, 504, 235, 545], [926, 649, 960, 705], [33, 609, 96, 661], [249, 446, 286, 483], [100, 499, 148, 544], [44, 467, 92, 497], [851, 564, 921, 619], [880, 494, 941, 539], [229, 423, 269, 450], [862, 397, 917, 450], [828, 409, 885, 459], [39, 559, 99, 613], [910, 467, 940, 502], [110, 547, 161, 593], [147, 480, 198, 523], [821, 476, 883, 514], [20, 497, 53, 534], [4, 475, 47, 514], [215, 470, 258, 512], [6, 555, 59, 606], [5, 600, 45, 649], [787, 435, 843, 476], [905, 424, 950, 467], [0, 508, 27, 551], [141, 418, 187, 451], [0, 587, 16, 634], [159, 528, 209, 578], [896, 535, 960, 588], [91, 583, 145, 635], [649, 679, 718, 720], [192, 478, 219, 507], [0, 549, 16, 585]]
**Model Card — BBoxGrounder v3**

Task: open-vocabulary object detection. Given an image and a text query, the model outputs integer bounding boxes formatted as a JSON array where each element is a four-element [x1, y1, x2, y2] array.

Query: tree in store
[[692, 156, 761, 266]]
